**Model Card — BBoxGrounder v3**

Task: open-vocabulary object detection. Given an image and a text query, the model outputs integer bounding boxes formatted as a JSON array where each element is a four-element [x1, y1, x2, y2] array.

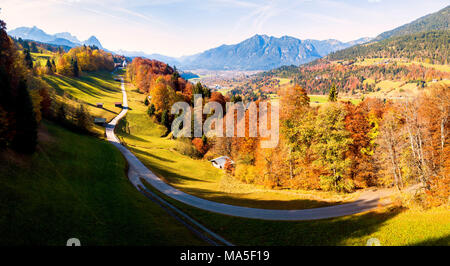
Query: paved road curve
[[107, 74, 382, 221]]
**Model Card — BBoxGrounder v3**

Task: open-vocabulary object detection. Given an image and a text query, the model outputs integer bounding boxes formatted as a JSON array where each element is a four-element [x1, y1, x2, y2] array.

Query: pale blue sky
[[0, 0, 448, 57]]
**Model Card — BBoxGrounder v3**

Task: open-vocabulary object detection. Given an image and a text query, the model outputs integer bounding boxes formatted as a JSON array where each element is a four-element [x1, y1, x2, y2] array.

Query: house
[[94, 117, 106, 124], [96, 103, 103, 108], [122, 60, 127, 67], [210, 156, 234, 169], [115, 102, 122, 107]]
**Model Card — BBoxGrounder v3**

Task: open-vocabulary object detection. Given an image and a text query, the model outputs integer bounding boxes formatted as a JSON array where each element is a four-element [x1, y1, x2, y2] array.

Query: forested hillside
[[127, 57, 218, 132], [328, 30, 449, 64], [261, 60, 449, 95], [258, 28, 449, 97]]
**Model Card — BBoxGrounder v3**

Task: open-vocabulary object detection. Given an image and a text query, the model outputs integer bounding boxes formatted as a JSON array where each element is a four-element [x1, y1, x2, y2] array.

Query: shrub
[[174, 138, 202, 159], [147, 104, 155, 117]]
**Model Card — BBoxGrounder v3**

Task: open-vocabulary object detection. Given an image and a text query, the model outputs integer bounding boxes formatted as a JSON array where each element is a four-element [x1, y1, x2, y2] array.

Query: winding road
[[106, 73, 383, 221]]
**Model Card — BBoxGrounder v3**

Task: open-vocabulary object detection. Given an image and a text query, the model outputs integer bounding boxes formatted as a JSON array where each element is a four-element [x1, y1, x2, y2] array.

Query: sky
[[0, 0, 448, 57]]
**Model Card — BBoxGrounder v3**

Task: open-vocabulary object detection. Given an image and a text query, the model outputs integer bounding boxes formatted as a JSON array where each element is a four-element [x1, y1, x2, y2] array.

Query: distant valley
[[118, 35, 372, 70]]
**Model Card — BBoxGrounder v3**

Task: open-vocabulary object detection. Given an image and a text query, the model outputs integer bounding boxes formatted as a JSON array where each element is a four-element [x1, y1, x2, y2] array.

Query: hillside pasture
[[0, 121, 204, 245], [42, 71, 124, 135]]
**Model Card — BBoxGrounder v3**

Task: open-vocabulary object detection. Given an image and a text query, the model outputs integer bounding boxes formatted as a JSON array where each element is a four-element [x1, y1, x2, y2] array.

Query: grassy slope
[[145, 180, 450, 246], [354, 58, 450, 98], [42, 71, 124, 135], [22, 70, 448, 246], [31, 52, 53, 66], [309, 95, 361, 105], [117, 81, 354, 210], [0, 121, 204, 245]]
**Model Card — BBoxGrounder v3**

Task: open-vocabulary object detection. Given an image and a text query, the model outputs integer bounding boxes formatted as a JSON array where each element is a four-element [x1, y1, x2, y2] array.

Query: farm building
[[115, 102, 122, 107], [94, 118, 106, 124], [96, 103, 103, 108], [210, 156, 234, 169]]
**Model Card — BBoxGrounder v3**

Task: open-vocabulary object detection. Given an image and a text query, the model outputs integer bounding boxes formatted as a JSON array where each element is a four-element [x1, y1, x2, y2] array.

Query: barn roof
[[210, 156, 234, 165]]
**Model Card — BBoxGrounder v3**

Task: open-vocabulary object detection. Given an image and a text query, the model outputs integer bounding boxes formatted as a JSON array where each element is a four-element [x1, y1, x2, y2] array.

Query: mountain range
[[8, 26, 103, 49], [9, 25, 371, 70], [7, 5, 448, 71], [118, 35, 372, 70]]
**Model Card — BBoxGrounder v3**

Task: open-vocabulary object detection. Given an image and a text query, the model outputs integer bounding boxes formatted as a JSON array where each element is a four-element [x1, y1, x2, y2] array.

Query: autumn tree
[[376, 108, 406, 190], [150, 79, 177, 114], [279, 85, 316, 187], [55, 45, 114, 76], [192, 137, 209, 155], [24, 49, 33, 69], [209, 91, 226, 111], [0, 19, 38, 153], [344, 99, 385, 187], [312, 103, 353, 192]]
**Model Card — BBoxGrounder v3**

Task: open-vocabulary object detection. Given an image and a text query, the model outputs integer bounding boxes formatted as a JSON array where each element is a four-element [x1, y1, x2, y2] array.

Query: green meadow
[[144, 181, 450, 246], [42, 71, 124, 135], [0, 121, 204, 245]]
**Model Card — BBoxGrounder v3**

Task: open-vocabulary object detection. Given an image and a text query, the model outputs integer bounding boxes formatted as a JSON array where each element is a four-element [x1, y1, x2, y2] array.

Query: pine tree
[[22, 41, 30, 51], [30, 42, 38, 53], [71, 58, 79, 77], [46, 59, 53, 74], [161, 109, 170, 129], [57, 104, 67, 123], [24, 49, 33, 69], [328, 83, 338, 102], [147, 104, 155, 117]]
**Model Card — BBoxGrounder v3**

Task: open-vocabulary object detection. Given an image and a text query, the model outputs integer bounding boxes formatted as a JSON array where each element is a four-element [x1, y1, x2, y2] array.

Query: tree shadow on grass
[[58, 76, 109, 98], [44, 75, 113, 99], [115, 118, 149, 143], [178, 186, 344, 210], [141, 179, 407, 246], [412, 235, 450, 246], [195, 205, 407, 246], [140, 158, 209, 185], [117, 132, 150, 144], [80, 75, 119, 93], [129, 147, 176, 163], [85, 102, 119, 115]]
